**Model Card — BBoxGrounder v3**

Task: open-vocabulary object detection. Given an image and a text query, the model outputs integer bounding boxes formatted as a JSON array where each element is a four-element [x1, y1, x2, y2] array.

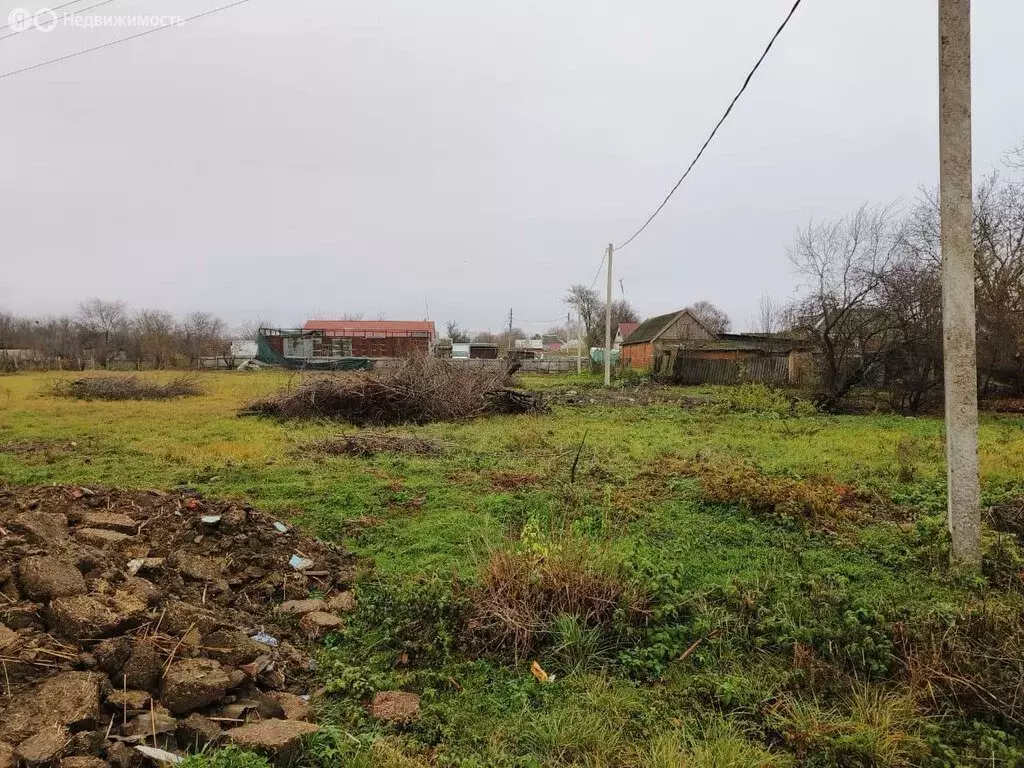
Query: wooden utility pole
[[604, 243, 613, 386], [939, 0, 980, 566], [508, 308, 514, 358]]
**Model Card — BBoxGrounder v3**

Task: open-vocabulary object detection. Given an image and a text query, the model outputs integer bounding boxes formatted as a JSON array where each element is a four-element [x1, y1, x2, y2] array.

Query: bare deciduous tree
[[77, 299, 128, 367], [563, 284, 640, 349], [134, 309, 177, 369], [563, 284, 603, 349], [790, 203, 904, 409], [687, 300, 731, 334], [182, 311, 227, 366]]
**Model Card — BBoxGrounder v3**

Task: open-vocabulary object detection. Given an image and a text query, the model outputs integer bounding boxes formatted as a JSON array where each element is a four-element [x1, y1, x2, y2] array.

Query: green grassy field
[[4, 370, 1024, 767]]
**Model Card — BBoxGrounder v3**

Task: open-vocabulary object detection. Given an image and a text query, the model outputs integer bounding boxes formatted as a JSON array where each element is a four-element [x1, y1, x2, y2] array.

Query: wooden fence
[[657, 354, 792, 386]]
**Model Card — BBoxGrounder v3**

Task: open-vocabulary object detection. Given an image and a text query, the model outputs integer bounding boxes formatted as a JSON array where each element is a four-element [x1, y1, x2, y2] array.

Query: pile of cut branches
[[48, 374, 202, 401], [242, 357, 546, 425]]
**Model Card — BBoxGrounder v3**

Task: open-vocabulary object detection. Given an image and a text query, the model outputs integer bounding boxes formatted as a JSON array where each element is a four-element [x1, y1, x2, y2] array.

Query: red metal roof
[[617, 322, 639, 340], [303, 320, 437, 338]]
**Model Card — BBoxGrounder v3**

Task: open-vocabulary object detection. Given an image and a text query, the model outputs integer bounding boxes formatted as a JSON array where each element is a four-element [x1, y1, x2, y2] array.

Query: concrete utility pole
[[604, 243, 613, 386], [508, 308, 514, 358], [939, 0, 980, 566]]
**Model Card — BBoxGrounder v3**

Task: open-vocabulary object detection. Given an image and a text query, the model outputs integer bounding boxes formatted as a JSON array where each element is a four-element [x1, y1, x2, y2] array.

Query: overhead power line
[[0, 0, 120, 42], [0, 0, 261, 82], [614, 0, 804, 251], [0, 0, 94, 32], [588, 252, 606, 291]]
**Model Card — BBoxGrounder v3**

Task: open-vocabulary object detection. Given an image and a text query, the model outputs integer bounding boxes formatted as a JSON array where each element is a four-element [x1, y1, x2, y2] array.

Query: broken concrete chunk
[[60, 757, 110, 768], [121, 577, 160, 606], [49, 595, 120, 638], [133, 746, 183, 765], [171, 554, 224, 582], [161, 658, 230, 714], [16, 726, 70, 767], [125, 558, 164, 577], [298, 611, 342, 637], [0, 671, 101, 742], [271, 692, 313, 722], [80, 511, 137, 533], [202, 629, 266, 667], [326, 591, 356, 613], [18, 556, 86, 601], [123, 641, 164, 692], [74, 528, 131, 547], [11, 512, 69, 544], [105, 688, 151, 711], [275, 599, 325, 616], [368, 691, 421, 724], [0, 625, 19, 652], [93, 636, 133, 677], [175, 714, 223, 751], [160, 603, 220, 635], [124, 707, 177, 737], [226, 720, 318, 761]]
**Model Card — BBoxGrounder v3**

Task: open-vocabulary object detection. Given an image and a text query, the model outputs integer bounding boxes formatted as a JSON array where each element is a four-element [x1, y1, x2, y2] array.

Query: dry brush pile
[[242, 358, 546, 425], [48, 375, 203, 401]]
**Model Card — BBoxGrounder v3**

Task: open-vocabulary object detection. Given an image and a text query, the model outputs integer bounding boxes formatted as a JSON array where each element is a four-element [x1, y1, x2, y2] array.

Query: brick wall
[[622, 342, 652, 370]]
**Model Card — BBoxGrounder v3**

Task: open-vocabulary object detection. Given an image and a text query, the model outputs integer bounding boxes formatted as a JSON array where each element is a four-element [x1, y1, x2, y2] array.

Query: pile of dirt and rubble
[[0, 484, 359, 766], [240, 358, 547, 426]]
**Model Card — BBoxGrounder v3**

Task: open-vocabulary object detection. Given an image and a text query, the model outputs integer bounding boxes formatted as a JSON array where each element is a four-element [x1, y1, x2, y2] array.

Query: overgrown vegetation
[[48, 373, 202, 400], [5, 371, 1024, 765]]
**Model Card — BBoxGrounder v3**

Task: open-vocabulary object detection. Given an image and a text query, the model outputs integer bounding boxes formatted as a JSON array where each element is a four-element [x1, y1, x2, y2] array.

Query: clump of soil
[[305, 433, 442, 457], [241, 358, 546, 425], [48, 375, 203, 401], [0, 484, 358, 764]]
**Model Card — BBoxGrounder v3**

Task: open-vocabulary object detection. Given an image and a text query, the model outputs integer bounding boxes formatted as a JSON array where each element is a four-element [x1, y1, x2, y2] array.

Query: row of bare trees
[[789, 166, 1024, 412], [0, 299, 230, 370]]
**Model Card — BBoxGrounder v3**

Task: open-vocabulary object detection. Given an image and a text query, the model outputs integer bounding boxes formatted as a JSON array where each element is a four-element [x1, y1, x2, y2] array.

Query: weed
[[705, 383, 818, 418], [895, 434, 923, 483], [471, 544, 646, 657], [687, 458, 847, 525], [179, 747, 271, 768], [644, 718, 791, 768], [549, 614, 609, 676], [770, 686, 927, 767]]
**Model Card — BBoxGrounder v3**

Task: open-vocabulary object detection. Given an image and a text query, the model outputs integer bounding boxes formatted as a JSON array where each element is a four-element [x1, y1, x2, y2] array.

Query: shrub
[[895, 597, 1024, 725], [687, 458, 847, 524], [770, 687, 927, 767], [470, 545, 647, 657], [706, 383, 818, 418]]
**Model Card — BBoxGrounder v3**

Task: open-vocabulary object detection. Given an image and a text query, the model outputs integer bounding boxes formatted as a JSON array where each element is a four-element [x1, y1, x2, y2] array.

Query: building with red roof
[[300, 319, 437, 358]]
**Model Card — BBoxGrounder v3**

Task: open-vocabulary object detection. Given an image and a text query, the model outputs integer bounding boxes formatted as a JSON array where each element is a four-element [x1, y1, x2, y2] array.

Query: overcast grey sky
[[2, 0, 1022, 335]]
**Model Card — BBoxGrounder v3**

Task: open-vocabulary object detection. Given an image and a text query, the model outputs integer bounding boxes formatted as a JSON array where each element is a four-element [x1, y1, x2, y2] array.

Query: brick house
[[620, 309, 716, 370], [298, 320, 437, 358]]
